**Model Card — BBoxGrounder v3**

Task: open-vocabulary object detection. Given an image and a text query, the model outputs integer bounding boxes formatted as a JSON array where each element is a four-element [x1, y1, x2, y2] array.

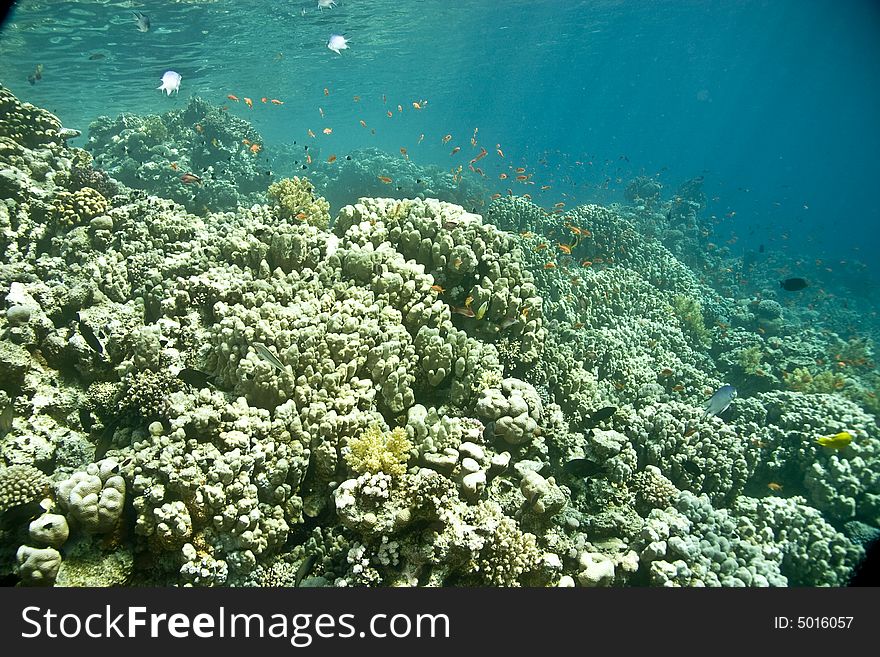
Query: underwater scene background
[[0, 0, 878, 587]]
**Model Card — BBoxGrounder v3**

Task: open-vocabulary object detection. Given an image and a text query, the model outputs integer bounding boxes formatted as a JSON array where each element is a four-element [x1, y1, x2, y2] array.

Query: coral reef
[[86, 96, 269, 214], [0, 87, 878, 589]]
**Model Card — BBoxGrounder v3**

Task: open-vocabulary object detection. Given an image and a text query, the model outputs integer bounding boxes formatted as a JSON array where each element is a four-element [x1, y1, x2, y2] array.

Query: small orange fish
[[386, 110, 393, 118], [295, 212, 308, 221], [496, 147, 504, 158], [659, 367, 674, 377], [359, 120, 367, 128], [767, 482, 783, 491], [378, 176, 392, 183], [451, 306, 476, 318], [170, 162, 179, 170], [244, 97, 253, 108], [491, 193, 501, 199], [558, 244, 572, 255], [581, 260, 593, 267], [306, 154, 312, 164], [516, 175, 528, 181], [261, 97, 267, 103], [515, 167, 526, 173], [324, 87, 329, 96], [442, 134, 452, 144], [400, 147, 408, 158], [523, 193, 531, 200], [672, 384, 685, 392], [541, 185, 552, 191], [227, 94, 239, 101], [473, 167, 484, 176], [323, 127, 332, 135], [270, 98, 284, 105], [472, 147, 488, 162], [499, 173, 508, 180], [430, 285, 445, 293], [412, 101, 422, 110], [450, 146, 460, 155], [308, 129, 316, 138], [327, 154, 337, 163], [554, 202, 565, 208], [242, 139, 251, 145], [544, 262, 556, 269], [535, 243, 548, 251], [250, 143, 261, 154]]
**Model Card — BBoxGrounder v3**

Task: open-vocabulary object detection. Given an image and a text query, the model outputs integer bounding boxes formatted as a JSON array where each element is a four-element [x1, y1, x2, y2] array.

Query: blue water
[[2, 0, 879, 276], [3, 0, 880, 589]]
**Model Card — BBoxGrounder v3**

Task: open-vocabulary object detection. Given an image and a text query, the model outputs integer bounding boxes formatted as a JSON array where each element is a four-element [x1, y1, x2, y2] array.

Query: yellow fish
[[815, 431, 853, 449], [474, 301, 489, 320]]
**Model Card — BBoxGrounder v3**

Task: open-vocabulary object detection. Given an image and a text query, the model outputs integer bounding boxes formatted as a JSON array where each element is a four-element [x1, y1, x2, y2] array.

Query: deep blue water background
[[1, 0, 878, 280]]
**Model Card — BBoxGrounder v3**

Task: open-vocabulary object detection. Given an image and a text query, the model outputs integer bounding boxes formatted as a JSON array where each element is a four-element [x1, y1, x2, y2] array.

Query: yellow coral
[[671, 294, 711, 347], [50, 186, 109, 229], [266, 176, 330, 229], [784, 367, 846, 393], [345, 424, 412, 477]]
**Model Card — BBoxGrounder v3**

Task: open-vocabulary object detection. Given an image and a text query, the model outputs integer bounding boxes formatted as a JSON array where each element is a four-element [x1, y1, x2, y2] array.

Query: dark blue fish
[[780, 277, 808, 292]]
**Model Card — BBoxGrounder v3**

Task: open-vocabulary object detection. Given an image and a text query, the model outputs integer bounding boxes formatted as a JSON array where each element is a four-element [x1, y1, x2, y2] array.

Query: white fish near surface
[[318, 0, 337, 10], [704, 384, 736, 417], [157, 70, 181, 95], [327, 34, 350, 55]]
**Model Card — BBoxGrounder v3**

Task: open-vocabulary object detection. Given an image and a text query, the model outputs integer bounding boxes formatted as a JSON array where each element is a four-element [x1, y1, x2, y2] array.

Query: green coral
[[118, 370, 184, 423], [735, 346, 764, 375], [266, 176, 331, 229], [141, 115, 169, 144], [670, 294, 711, 347], [345, 424, 413, 478], [784, 367, 846, 394]]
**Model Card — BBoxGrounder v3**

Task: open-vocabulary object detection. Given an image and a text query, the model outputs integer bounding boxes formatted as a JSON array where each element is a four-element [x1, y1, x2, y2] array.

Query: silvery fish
[[133, 11, 150, 33], [253, 342, 285, 372], [704, 384, 736, 417]]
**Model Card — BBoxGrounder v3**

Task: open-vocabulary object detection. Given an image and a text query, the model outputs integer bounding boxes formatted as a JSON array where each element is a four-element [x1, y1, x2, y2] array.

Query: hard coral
[[0, 464, 50, 515]]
